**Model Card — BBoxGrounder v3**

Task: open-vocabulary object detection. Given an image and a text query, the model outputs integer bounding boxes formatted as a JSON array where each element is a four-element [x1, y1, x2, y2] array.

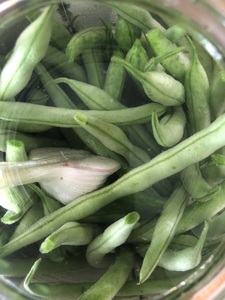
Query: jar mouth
[[1, 1, 225, 299]]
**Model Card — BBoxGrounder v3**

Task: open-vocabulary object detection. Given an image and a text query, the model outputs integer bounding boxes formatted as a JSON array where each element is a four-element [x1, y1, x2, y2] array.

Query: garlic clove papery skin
[[39, 156, 121, 205]]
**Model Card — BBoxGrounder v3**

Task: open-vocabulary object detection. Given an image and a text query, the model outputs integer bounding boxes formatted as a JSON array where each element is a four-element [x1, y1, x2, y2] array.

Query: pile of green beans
[[0, 1, 225, 299]]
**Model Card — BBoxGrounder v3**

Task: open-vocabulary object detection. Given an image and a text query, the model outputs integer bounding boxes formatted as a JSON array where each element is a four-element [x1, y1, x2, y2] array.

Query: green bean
[[112, 57, 185, 106], [151, 106, 186, 147], [82, 48, 106, 88], [0, 226, 10, 247], [27, 10, 72, 51], [0, 6, 55, 101], [74, 112, 150, 167], [43, 46, 87, 82], [2, 113, 225, 257], [26, 87, 49, 106], [185, 37, 211, 133], [207, 210, 225, 240], [28, 184, 62, 216], [54, 77, 124, 110], [103, 48, 126, 101], [86, 212, 139, 267], [181, 164, 220, 201], [0, 256, 90, 278], [23, 258, 92, 298], [0, 98, 166, 130], [66, 26, 107, 62], [40, 222, 100, 254], [144, 46, 186, 72], [210, 68, 225, 119], [80, 247, 135, 300], [158, 222, 208, 271], [146, 29, 190, 81], [175, 180, 225, 235], [115, 16, 142, 52], [9, 201, 43, 241], [126, 39, 149, 72], [96, 0, 165, 33], [0, 277, 31, 300], [139, 184, 188, 283], [0, 141, 36, 224], [164, 25, 186, 43], [0, 129, 68, 153]]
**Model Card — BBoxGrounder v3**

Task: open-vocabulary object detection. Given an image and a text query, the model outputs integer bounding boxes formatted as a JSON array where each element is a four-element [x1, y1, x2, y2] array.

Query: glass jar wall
[[0, 1, 225, 299]]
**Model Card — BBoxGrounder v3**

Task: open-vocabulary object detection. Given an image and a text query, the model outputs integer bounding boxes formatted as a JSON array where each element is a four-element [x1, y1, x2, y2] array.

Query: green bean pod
[[86, 212, 139, 267], [0, 6, 55, 101], [66, 26, 107, 62], [126, 39, 149, 72], [104, 48, 126, 101], [40, 222, 100, 254], [151, 106, 186, 147], [115, 16, 142, 52], [0, 100, 165, 127], [139, 184, 188, 283], [181, 164, 220, 202], [82, 48, 106, 88], [43, 46, 87, 82], [146, 29, 190, 81], [96, 0, 165, 32], [74, 112, 150, 167], [54, 77, 124, 110], [112, 57, 185, 106], [210, 69, 225, 119], [185, 37, 211, 133], [159, 222, 208, 271], [164, 25, 187, 43]]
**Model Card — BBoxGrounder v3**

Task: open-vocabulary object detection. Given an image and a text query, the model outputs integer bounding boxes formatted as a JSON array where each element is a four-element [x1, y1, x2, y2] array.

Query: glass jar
[[0, 1, 225, 299]]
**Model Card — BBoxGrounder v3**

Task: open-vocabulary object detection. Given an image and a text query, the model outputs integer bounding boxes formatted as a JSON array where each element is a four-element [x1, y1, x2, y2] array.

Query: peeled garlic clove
[[39, 156, 120, 205]]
